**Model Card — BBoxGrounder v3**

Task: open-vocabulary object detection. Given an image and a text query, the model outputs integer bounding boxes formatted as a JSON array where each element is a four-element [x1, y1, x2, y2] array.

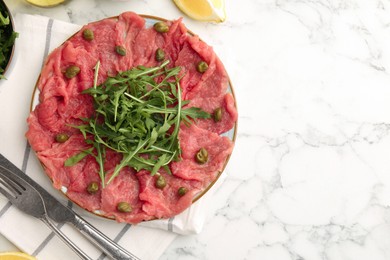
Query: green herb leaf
[[69, 60, 210, 186], [64, 147, 94, 167], [0, 6, 17, 79], [0, 13, 9, 26]]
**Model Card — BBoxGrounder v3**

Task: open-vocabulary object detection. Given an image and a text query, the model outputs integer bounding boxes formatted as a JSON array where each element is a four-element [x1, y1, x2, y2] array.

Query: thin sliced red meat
[[57, 94, 94, 124], [162, 18, 187, 62], [101, 168, 153, 223], [175, 41, 203, 98], [61, 42, 99, 93], [170, 124, 233, 184], [87, 18, 122, 78], [37, 134, 90, 189], [113, 12, 145, 72], [186, 93, 237, 134], [26, 112, 53, 152], [39, 76, 68, 103], [36, 97, 64, 132], [184, 36, 228, 100], [132, 27, 162, 67], [138, 170, 200, 219], [66, 156, 101, 211]]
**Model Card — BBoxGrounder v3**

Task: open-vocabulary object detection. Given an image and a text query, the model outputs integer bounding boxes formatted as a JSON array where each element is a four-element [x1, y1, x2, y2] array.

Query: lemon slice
[[0, 252, 37, 260], [173, 0, 226, 23], [25, 0, 65, 7]]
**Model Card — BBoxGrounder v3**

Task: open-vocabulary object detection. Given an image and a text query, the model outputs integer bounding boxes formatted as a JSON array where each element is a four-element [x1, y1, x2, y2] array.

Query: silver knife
[[0, 154, 140, 260]]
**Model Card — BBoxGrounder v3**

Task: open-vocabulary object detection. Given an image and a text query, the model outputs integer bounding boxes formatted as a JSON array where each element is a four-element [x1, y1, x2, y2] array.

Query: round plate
[[30, 14, 237, 221]]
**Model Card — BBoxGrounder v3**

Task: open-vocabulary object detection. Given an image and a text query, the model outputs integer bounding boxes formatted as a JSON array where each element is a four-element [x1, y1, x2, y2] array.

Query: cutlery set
[[0, 154, 139, 260]]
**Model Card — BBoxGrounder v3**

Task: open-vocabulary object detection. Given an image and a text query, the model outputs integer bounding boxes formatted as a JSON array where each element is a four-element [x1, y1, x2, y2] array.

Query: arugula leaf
[[69, 60, 210, 186], [64, 147, 94, 167], [0, 12, 9, 26]]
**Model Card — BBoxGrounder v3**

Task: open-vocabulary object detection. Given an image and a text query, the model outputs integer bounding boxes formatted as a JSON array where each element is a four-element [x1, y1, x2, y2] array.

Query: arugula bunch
[[0, 8, 17, 79], [66, 60, 210, 187]]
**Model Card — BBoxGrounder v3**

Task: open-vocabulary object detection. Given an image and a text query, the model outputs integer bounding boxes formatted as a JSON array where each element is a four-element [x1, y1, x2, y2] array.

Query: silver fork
[[0, 166, 93, 260]]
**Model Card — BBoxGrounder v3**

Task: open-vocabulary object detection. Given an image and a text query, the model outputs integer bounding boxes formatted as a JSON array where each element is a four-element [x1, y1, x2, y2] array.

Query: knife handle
[[72, 214, 140, 260]]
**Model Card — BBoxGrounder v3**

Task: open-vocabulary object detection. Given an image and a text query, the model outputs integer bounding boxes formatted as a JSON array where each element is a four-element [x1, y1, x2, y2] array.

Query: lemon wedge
[[0, 252, 37, 260], [173, 0, 226, 23], [25, 0, 65, 7]]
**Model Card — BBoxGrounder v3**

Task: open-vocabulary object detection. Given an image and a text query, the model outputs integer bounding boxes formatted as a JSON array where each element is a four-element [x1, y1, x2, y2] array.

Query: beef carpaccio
[[26, 12, 238, 223]]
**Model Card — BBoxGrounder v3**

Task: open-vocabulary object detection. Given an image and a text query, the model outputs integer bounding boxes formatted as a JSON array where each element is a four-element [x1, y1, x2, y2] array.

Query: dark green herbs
[[66, 60, 210, 187], [0, 6, 17, 79]]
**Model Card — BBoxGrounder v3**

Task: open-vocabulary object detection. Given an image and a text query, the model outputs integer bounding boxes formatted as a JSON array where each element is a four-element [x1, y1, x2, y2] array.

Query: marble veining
[[4, 0, 390, 259]]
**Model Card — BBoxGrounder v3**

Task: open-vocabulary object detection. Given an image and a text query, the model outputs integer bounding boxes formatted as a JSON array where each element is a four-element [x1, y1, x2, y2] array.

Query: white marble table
[[4, 0, 390, 259]]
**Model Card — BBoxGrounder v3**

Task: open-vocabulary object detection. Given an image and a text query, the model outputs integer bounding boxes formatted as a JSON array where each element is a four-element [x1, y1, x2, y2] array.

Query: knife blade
[[0, 153, 139, 260]]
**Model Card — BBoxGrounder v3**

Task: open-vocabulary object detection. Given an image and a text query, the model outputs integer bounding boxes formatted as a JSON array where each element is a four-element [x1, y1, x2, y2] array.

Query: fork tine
[[0, 165, 26, 191], [0, 174, 23, 196], [0, 167, 25, 200], [0, 166, 25, 194], [0, 181, 17, 201], [0, 178, 20, 196]]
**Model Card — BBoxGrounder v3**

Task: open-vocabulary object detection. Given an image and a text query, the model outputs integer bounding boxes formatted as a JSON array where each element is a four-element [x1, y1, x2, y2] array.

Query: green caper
[[155, 175, 167, 189], [115, 45, 126, 56], [153, 21, 169, 33], [55, 133, 69, 143], [87, 182, 99, 194], [155, 48, 165, 62], [196, 61, 208, 73], [65, 65, 80, 79], [117, 202, 132, 213], [213, 107, 222, 122], [82, 29, 94, 41], [195, 148, 208, 164], [178, 187, 187, 196]]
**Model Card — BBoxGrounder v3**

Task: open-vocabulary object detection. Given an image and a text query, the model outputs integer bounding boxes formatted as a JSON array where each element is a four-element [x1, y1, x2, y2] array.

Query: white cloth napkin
[[0, 13, 223, 260]]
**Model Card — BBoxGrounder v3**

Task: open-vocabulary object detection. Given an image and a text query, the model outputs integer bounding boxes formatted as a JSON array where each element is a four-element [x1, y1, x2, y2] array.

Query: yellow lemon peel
[[25, 0, 65, 8], [173, 0, 226, 23], [0, 252, 37, 260]]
